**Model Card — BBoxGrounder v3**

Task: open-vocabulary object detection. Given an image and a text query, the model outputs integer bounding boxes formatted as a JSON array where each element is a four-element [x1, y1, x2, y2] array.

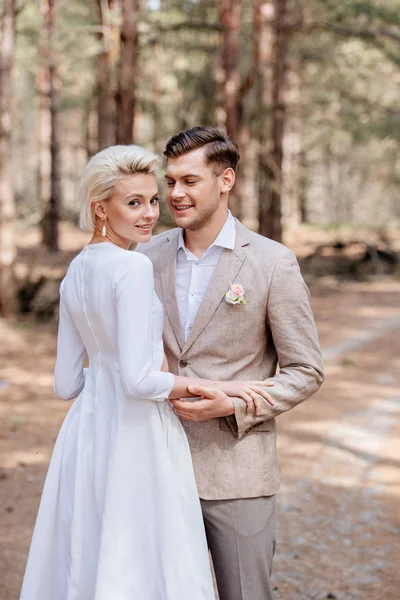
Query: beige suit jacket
[[138, 220, 324, 500]]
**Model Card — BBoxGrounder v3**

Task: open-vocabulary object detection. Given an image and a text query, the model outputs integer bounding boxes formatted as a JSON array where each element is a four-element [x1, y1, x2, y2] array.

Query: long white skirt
[[20, 386, 215, 600]]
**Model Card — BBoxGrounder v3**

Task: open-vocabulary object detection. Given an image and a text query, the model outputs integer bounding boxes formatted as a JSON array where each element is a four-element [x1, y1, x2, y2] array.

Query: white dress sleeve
[[54, 285, 87, 401], [115, 253, 174, 401]]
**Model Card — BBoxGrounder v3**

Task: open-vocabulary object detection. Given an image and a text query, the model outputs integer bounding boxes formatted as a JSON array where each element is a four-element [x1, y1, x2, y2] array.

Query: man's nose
[[170, 183, 185, 200]]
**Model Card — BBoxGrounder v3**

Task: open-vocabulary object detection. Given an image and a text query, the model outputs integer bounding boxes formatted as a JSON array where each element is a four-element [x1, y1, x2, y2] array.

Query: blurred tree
[[217, 0, 241, 144], [116, 0, 140, 144], [217, 0, 263, 217], [40, 0, 61, 251], [96, 0, 115, 150], [256, 0, 400, 238], [0, 0, 17, 316], [287, 0, 400, 228], [257, 0, 291, 242], [3, 0, 400, 256], [36, 0, 51, 237]]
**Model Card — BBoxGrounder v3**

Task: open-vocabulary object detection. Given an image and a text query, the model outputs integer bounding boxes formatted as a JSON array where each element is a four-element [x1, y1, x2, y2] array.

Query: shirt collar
[[177, 210, 236, 253]]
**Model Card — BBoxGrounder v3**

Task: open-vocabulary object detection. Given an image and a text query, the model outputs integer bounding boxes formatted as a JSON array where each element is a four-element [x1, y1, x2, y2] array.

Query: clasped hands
[[171, 380, 274, 423]]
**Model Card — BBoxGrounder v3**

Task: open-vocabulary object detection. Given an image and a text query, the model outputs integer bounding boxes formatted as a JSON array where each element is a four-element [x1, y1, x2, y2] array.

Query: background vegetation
[[0, 0, 399, 316]]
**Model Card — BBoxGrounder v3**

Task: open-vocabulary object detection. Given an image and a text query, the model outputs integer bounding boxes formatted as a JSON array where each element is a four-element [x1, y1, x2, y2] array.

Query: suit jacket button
[[179, 360, 188, 368]]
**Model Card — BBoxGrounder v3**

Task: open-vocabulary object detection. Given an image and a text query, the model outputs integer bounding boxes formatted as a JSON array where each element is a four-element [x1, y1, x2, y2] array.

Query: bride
[[20, 145, 273, 600]]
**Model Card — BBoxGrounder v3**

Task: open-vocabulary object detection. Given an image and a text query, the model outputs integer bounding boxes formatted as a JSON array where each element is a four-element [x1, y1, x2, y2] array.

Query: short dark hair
[[164, 126, 240, 173]]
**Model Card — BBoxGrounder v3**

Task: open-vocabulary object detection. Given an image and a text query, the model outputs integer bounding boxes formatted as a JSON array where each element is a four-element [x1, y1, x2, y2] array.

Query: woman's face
[[100, 173, 160, 245]]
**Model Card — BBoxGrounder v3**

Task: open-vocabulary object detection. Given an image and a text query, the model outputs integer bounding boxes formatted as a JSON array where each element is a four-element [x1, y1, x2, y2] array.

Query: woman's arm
[[116, 254, 175, 400], [54, 286, 86, 400], [158, 352, 273, 412], [117, 254, 273, 411], [160, 353, 169, 373], [168, 376, 274, 413]]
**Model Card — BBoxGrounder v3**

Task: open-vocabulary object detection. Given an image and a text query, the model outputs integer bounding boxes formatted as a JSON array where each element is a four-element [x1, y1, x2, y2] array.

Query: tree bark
[[218, 0, 241, 144], [36, 59, 51, 224], [36, 0, 51, 232], [218, 0, 265, 218], [40, 0, 60, 251], [259, 0, 290, 242], [0, 0, 17, 316], [217, 0, 241, 216], [298, 149, 308, 223], [256, 2, 272, 233], [97, 0, 114, 150], [115, 0, 139, 145]]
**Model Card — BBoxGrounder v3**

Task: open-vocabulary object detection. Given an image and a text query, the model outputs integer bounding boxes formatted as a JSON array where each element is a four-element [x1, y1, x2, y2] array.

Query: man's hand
[[171, 385, 234, 422]]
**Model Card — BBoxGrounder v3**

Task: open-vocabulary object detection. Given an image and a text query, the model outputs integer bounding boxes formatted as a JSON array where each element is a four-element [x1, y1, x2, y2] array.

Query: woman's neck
[[89, 227, 130, 250]]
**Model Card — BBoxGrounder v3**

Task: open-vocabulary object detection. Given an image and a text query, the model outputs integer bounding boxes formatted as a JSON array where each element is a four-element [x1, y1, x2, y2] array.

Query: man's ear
[[220, 168, 235, 194], [92, 200, 107, 220]]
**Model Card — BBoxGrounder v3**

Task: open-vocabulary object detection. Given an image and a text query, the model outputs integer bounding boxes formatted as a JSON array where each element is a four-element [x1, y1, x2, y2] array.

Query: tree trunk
[[150, 40, 163, 153], [217, 0, 264, 219], [218, 0, 241, 144], [36, 59, 51, 225], [217, 0, 242, 216], [298, 148, 308, 223], [115, 0, 139, 145], [259, 0, 290, 242], [40, 0, 60, 251], [256, 2, 272, 233], [97, 0, 114, 150], [0, 0, 17, 316]]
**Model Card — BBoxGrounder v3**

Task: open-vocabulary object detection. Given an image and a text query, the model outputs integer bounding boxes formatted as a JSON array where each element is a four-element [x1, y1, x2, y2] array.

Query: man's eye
[[186, 181, 196, 185], [166, 181, 174, 187]]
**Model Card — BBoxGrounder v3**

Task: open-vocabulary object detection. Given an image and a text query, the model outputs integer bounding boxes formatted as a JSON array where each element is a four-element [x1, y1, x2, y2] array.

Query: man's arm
[[226, 248, 324, 438]]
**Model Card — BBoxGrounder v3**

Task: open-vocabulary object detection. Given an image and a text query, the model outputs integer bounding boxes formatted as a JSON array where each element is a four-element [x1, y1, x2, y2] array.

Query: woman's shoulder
[[114, 249, 154, 285], [119, 248, 153, 269], [59, 249, 85, 293], [86, 243, 153, 271]]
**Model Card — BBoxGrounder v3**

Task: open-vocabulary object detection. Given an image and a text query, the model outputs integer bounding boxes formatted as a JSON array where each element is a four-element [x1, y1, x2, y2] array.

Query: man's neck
[[184, 210, 230, 258]]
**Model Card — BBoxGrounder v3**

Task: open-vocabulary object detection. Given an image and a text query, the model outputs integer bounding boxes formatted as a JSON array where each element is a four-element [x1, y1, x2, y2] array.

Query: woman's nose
[[143, 204, 156, 219]]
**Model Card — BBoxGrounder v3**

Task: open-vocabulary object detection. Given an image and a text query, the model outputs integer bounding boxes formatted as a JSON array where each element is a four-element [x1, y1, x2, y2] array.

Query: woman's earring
[[101, 222, 107, 237]]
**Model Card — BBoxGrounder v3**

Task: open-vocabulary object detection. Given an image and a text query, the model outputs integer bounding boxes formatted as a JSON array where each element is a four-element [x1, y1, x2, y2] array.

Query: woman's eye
[[128, 200, 139, 206], [151, 197, 160, 204]]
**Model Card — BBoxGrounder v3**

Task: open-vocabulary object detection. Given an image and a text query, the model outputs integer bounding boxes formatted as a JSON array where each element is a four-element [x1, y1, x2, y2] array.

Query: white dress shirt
[[176, 211, 236, 341]]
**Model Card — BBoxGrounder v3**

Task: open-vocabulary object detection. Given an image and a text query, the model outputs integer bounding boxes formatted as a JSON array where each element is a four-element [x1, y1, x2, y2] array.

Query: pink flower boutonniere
[[224, 282, 245, 305]]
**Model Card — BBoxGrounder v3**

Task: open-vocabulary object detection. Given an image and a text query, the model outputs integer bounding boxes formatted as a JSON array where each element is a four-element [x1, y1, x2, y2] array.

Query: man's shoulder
[[136, 227, 180, 258], [238, 221, 294, 261]]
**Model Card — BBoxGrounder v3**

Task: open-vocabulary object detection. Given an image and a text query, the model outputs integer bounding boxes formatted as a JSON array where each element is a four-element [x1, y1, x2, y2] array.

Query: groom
[[138, 126, 324, 600]]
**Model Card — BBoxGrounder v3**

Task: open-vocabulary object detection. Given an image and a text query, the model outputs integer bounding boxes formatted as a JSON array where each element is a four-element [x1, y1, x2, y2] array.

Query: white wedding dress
[[20, 242, 215, 600]]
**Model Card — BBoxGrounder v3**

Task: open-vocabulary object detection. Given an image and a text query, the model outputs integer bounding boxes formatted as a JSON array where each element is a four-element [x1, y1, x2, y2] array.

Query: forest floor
[[0, 223, 399, 600]]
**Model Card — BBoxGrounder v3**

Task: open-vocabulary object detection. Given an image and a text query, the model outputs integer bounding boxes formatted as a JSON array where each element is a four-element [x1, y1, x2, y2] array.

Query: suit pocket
[[219, 417, 274, 434], [245, 419, 274, 433], [219, 416, 237, 433]]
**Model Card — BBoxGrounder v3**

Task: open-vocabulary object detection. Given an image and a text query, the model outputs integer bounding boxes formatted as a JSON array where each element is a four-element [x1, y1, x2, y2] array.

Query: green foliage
[[6, 0, 400, 226], [287, 0, 400, 225]]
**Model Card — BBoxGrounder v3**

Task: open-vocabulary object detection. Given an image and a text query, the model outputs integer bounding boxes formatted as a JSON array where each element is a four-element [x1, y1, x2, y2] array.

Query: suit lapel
[[181, 220, 250, 354], [159, 231, 184, 350]]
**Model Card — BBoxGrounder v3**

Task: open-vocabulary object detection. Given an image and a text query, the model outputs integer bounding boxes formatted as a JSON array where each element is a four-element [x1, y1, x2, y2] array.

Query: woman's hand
[[216, 380, 275, 415]]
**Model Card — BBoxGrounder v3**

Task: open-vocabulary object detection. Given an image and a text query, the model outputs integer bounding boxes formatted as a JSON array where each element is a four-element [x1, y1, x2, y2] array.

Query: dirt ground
[[0, 226, 399, 600]]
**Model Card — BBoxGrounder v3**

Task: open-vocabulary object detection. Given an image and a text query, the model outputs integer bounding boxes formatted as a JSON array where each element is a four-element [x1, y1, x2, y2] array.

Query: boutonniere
[[224, 282, 246, 305]]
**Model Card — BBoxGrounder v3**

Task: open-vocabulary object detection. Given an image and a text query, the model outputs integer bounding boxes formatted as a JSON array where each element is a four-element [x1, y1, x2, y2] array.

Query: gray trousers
[[201, 495, 276, 600]]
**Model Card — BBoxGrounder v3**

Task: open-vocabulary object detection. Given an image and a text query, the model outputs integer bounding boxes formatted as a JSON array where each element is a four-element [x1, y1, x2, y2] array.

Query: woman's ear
[[92, 200, 107, 221], [220, 168, 236, 194]]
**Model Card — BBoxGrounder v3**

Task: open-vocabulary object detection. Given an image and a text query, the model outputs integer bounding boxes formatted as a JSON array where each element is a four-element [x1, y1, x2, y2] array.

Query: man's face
[[165, 147, 223, 230]]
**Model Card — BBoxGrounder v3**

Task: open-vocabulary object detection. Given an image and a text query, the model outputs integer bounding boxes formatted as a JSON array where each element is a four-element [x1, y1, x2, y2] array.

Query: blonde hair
[[79, 144, 160, 232]]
